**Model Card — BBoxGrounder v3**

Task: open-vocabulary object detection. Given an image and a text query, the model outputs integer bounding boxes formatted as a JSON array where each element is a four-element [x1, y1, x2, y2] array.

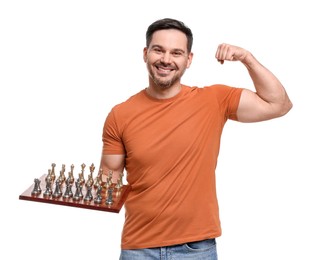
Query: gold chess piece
[[94, 168, 103, 188], [86, 163, 95, 187], [45, 169, 52, 183], [50, 163, 56, 182], [78, 163, 86, 185], [67, 164, 75, 184], [115, 172, 124, 189], [104, 170, 113, 189], [57, 164, 66, 185]]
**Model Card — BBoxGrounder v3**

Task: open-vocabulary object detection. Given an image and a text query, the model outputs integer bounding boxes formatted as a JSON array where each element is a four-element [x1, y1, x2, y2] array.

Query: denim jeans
[[120, 238, 218, 260]]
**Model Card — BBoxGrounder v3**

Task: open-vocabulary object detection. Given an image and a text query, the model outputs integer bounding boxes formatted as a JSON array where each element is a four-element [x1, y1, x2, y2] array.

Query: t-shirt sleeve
[[102, 108, 126, 155], [211, 84, 243, 121]]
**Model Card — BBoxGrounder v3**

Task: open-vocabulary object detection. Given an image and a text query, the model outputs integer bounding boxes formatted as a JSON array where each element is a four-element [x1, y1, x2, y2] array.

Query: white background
[[1, 0, 309, 259]]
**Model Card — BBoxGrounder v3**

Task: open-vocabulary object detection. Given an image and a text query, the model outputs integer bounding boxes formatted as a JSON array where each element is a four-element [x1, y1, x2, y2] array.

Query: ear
[[143, 47, 148, 62], [186, 52, 194, 68]]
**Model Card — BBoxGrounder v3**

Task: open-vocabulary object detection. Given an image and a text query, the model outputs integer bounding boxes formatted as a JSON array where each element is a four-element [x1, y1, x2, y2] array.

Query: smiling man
[[99, 18, 292, 260]]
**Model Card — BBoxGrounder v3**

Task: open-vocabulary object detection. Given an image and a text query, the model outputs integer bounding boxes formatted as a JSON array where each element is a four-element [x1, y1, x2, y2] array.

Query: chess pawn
[[63, 179, 73, 199], [73, 180, 83, 201], [43, 177, 53, 197], [31, 178, 42, 195], [105, 188, 114, 206], [94, 186, 103, 204], [52, 179, 62, 198], [84, 184, 93, 202]]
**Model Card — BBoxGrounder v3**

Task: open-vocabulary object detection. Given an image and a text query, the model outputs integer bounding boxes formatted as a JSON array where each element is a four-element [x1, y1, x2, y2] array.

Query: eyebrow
[[151, 44, 186, 54]]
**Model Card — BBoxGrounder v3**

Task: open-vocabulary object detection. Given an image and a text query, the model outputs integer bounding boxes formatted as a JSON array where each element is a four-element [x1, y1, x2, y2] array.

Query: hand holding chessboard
[[19, 163, 131, 213]]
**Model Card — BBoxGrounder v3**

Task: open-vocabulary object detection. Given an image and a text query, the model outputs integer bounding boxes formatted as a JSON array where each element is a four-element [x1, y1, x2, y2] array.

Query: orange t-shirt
[[103, 84, 243, 249]]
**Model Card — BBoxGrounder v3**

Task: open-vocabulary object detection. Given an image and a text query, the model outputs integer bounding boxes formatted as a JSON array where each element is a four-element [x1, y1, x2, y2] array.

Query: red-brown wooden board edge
[[19, 174, 131, 213]]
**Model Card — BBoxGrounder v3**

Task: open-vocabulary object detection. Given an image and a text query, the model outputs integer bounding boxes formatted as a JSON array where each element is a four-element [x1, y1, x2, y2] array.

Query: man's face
[[143, 29, 193, 89]]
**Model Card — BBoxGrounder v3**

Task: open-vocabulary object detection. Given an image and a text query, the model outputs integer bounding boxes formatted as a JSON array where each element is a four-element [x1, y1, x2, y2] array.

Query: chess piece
[[63, 178, 73, 198], [94, 168, 103, 188], [84, 183, 93, 201], [89, 163, 95, 174], [73, 180, 83, 201], [104, 170, 113, 189], [45, 169, 52, 183], [94, 186, 103, 204], [52, 179, 62, 198], [50, 163, 56, 182], [86, 163, 95, 187], [31, 178, 42, 195], [43, 175, 53, 197], [105, 187, 114, 206], [78, 163, 86, 185], [66, 164, 75, 184], [86, 164, 95, 187], [115, 176, 123, 190], [56, 164, 66, 184]]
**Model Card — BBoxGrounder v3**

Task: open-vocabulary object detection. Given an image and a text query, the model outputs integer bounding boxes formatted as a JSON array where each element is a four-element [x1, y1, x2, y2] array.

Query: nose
[[160, 52, 171, 64]]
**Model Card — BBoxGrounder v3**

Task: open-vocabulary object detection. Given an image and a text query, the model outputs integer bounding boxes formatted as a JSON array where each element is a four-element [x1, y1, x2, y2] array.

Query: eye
[[153, 48, 163, 54], [172, 51, 182, 57]]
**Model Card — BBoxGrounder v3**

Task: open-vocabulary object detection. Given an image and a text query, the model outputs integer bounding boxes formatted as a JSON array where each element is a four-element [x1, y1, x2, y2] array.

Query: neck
[[146, 83, 182, 99]]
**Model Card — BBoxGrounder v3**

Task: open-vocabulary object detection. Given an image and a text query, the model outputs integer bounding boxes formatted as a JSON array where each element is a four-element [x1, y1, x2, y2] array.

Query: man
[[99, 18, 292, 260]]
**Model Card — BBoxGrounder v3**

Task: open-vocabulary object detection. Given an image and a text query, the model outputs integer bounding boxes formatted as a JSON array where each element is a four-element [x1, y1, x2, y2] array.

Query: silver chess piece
[[31, 178, 42, 195], [94, 186, 103, 204], [52, 179, 62, 198], [84, 184, 93, 202], [43, 175, 53, 197], [63, 178, 73, 198], [105, 187, 114, 206], [73, 180, 83, 201]]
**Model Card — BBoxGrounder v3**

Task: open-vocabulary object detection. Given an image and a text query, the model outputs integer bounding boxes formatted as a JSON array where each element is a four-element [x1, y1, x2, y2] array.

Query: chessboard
[[19, 164, 131, 213]]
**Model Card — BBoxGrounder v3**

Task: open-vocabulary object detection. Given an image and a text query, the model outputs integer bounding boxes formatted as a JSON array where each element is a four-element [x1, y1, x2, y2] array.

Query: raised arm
[[215, 43, 293, 122]]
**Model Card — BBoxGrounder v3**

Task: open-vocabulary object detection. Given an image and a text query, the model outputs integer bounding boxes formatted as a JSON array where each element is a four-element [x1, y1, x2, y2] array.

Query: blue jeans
[[120, 238, 218, 260]]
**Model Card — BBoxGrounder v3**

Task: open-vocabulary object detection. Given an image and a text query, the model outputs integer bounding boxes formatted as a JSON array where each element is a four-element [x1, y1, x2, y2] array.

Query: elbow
[[278, 98, 293, 117]]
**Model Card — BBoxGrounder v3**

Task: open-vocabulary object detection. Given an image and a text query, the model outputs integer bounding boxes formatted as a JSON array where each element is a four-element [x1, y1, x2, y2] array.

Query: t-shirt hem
[[121, 232, 222, 250]]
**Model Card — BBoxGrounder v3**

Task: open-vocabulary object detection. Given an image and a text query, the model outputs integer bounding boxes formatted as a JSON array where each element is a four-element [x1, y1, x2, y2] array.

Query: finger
[[215, 44, 227, 64]]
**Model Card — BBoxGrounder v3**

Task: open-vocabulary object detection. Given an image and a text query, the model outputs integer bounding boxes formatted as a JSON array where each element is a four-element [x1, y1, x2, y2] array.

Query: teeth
[[158, 67, 171, 71]]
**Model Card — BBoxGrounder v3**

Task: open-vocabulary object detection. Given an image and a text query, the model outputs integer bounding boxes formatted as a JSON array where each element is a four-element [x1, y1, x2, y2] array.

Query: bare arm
[[99, 152, 125, 183], [215, 43, 293, 122]]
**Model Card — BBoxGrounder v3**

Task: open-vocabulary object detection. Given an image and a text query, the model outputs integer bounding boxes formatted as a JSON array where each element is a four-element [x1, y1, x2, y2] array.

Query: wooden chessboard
[[19, 174, 131, 213]]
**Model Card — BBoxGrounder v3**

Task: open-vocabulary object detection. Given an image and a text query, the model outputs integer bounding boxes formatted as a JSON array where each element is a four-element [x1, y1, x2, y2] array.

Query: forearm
[[99, 149, 125, 183]]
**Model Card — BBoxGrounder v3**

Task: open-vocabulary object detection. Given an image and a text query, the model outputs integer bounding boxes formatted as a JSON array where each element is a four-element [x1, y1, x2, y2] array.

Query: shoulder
[[112, 90, 145, 112], [202, 84, 243, 100]]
